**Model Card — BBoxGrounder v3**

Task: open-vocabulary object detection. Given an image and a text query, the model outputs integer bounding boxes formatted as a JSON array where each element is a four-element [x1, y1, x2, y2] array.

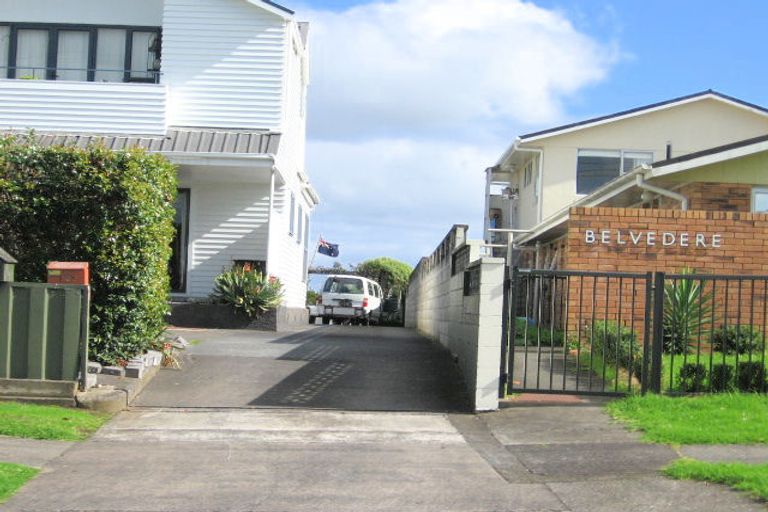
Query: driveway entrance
[[134, 326, 470, 412]]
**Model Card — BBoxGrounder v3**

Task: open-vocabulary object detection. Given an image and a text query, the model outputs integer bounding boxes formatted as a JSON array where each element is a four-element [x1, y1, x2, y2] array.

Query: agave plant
[[212, 267, 284, 318], [663, 268, 713, 354]]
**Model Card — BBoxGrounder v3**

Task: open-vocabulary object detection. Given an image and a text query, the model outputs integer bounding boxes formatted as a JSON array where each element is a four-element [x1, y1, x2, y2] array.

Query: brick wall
[[658, 182, 752, 212], [561, 206, 768, 343], [567, 207, 768, 274]]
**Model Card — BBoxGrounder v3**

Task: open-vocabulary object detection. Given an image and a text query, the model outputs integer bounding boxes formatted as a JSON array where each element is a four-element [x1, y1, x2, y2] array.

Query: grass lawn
[[0, 463, 39, 503], [0, 401, 110, 441], [606, 393, 768, 444], [664, 459, 768, 501]]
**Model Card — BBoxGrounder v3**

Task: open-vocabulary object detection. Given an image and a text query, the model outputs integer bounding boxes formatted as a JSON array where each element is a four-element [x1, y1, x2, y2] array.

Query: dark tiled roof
[[12, 128, 281, 155], [653, 133, 768, 168], [520, 90, 768, 141]]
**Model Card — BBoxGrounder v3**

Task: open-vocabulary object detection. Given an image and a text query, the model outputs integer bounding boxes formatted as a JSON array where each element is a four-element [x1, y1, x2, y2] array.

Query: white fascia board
[[520, 93, 768, 144], [494, 137, 522, 167], [244, 0, 294, 19], [649, 140, 768, 179], [161, 152, 275, 168]]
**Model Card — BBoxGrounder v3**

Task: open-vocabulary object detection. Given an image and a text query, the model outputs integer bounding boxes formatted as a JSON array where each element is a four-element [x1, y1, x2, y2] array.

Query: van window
[[323, 277, 364, 294], [367, 282, 375, 295]]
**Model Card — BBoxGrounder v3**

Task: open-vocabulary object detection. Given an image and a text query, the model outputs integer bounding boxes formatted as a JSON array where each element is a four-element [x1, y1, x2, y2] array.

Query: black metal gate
[[501, 268, 768, 396]]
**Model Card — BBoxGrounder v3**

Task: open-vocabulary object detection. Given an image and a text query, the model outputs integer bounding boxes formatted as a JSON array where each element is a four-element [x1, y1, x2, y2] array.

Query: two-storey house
[[484, 91, 768, 253], [0, 0, 318, 325]]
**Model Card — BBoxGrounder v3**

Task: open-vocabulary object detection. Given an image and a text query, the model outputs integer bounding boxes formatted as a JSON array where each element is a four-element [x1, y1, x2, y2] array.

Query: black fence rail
[[501, 268, 768, 397]]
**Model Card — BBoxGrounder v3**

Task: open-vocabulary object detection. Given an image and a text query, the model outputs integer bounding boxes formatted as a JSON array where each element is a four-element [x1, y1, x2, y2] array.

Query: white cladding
[[268, 185, 311, 308], [0, 80, 167, 134], [163, 0, 287, 130], [0, 0, 162, 26], [186, 183, 271, 298]]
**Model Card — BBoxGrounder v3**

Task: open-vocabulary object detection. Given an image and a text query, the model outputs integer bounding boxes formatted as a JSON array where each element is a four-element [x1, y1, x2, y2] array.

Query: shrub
[[513, 318, 565, 347], [0, 135, 176, 364], [678, 363, 707, 392], [737, 362, 766, 393], [711, 364, 735, 392], [662, 270, 712, 355], [587, 320, 641, 371], [711, 326, 764, 355], [212, 267, 283, 318]]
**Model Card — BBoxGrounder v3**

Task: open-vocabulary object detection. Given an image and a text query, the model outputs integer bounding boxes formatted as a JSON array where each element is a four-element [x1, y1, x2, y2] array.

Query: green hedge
[[0, 135, 177, 364]]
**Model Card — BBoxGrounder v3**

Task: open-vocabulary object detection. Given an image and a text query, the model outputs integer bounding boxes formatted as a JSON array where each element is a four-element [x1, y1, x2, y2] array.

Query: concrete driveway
[[133, 325, 470, 412]]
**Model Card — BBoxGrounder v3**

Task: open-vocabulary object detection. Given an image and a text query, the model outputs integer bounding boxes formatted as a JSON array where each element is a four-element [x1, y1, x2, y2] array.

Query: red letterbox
[[47, 262, 90, 285]]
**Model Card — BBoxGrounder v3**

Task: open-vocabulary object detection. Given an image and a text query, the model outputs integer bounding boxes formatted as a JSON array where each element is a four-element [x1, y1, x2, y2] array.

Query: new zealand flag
[[318, 238, 340, 258]]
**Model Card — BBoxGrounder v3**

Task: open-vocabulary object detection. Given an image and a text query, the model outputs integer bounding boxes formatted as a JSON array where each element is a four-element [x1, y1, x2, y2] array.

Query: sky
[[292, 0, 768, 276]]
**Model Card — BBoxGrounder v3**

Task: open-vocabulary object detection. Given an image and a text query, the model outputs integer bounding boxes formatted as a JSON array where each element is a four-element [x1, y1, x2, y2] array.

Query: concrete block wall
[[406, 225, 505, 411]]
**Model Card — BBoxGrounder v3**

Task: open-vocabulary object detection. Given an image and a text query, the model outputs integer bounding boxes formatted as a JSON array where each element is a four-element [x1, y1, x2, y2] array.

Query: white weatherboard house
[[0, 0, 318, 324]]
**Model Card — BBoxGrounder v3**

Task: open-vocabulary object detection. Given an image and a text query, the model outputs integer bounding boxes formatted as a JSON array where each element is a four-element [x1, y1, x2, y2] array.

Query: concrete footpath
[[1, 327, 765, 511]]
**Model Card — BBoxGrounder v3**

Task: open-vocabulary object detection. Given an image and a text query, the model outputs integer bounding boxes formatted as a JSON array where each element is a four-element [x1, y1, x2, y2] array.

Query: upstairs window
[[0, 23, 161, 83], [577, 149, 653, 194]]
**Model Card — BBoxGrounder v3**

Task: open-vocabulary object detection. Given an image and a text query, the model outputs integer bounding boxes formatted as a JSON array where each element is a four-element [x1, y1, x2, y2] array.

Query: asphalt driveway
[[133, 326, 470, 412]]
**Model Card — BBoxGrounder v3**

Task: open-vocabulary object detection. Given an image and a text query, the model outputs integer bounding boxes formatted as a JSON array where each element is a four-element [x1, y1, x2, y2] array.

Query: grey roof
[[653, 133, 768, 168], [16, 128, 281, 155], [520, 90, 768, 141]]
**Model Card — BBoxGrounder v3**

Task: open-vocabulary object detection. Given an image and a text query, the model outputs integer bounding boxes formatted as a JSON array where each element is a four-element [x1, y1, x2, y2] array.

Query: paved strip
[[678, 445, 768, 464], [0, 435, 74, 468]]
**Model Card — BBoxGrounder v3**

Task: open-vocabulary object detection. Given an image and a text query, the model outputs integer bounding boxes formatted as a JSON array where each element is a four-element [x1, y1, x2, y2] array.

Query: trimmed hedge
[[0, 135, 177, 364]]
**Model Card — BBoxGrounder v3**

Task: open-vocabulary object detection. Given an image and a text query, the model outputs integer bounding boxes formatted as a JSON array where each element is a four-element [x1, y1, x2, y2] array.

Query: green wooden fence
[[0, 282, 89, 388]]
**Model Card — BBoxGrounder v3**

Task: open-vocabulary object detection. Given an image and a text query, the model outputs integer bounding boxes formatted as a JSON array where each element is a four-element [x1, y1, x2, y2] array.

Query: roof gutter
[[635, 166, 688, 210]]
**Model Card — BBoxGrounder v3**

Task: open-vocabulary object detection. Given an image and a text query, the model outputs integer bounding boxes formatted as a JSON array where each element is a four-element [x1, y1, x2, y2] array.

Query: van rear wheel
[[322, 317, 331, 325]]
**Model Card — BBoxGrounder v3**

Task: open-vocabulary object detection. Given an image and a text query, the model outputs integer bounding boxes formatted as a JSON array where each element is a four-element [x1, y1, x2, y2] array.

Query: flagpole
[[308, 234, 322, 274]]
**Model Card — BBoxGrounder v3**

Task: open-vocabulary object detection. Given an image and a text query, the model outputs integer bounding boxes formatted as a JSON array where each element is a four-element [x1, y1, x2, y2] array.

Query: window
[[170, 189, 190, 293], [323, 277, 364, 294], [304, 212, 310, 246], [297, 205, 303, 244], [288, 193, 296, 235], [523, 160, 533, 187], [577, 149, 653, 194], [753, 188, 768, 212], [1, 23, 161, 82]]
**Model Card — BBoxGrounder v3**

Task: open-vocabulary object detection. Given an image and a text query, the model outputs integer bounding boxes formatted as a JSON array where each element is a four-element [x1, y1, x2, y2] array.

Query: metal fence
[[0, 282, 89, 389], [501, 268, 768, 396]]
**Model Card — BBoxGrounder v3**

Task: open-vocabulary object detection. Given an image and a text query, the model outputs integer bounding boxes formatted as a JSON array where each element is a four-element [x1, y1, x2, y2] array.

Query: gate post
[[649, 271, 665, 394], [499, 266, 510, 398], [506, 266, 520, 392]]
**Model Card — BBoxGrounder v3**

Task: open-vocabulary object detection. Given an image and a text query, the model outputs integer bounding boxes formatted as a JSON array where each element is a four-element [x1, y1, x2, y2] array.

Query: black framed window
[[0, 22, 161, 83], [576, 149, 653, 194], [170, 189, 190, 294]]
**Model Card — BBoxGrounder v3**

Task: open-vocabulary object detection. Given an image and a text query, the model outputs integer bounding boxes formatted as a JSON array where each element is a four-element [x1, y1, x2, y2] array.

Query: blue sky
[[293, 0, 768, 280]]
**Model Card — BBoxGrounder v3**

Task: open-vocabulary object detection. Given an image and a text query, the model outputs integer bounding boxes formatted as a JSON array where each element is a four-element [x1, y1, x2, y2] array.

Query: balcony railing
[[0, 66, 162, 84]]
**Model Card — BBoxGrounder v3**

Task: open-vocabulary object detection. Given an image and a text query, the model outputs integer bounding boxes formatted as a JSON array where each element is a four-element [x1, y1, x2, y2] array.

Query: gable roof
[[518, 90, 768, 143]]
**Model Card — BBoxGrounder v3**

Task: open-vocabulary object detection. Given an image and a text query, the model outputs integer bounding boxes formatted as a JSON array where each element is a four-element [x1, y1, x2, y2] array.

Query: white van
[[318, 275, 383, 325]]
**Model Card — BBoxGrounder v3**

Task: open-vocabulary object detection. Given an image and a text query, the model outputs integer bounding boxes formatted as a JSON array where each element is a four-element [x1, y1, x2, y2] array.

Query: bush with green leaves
[[513, 317, 565, 347], [663, 270, 713, 355], [711, 325, 764, 355], [212, 267, 283, 318], [737, 362, 766, 393], [678, 363, 707, 393], [587, 319, 641, 372], [711, 364, 735, 392], [0, 135, 176, 364]]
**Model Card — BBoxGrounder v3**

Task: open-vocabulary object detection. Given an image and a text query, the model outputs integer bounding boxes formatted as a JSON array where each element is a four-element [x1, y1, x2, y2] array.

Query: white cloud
[[308, 137, 499, 267], [305, 0, 619, 139], [299, 0, 620, 273]]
